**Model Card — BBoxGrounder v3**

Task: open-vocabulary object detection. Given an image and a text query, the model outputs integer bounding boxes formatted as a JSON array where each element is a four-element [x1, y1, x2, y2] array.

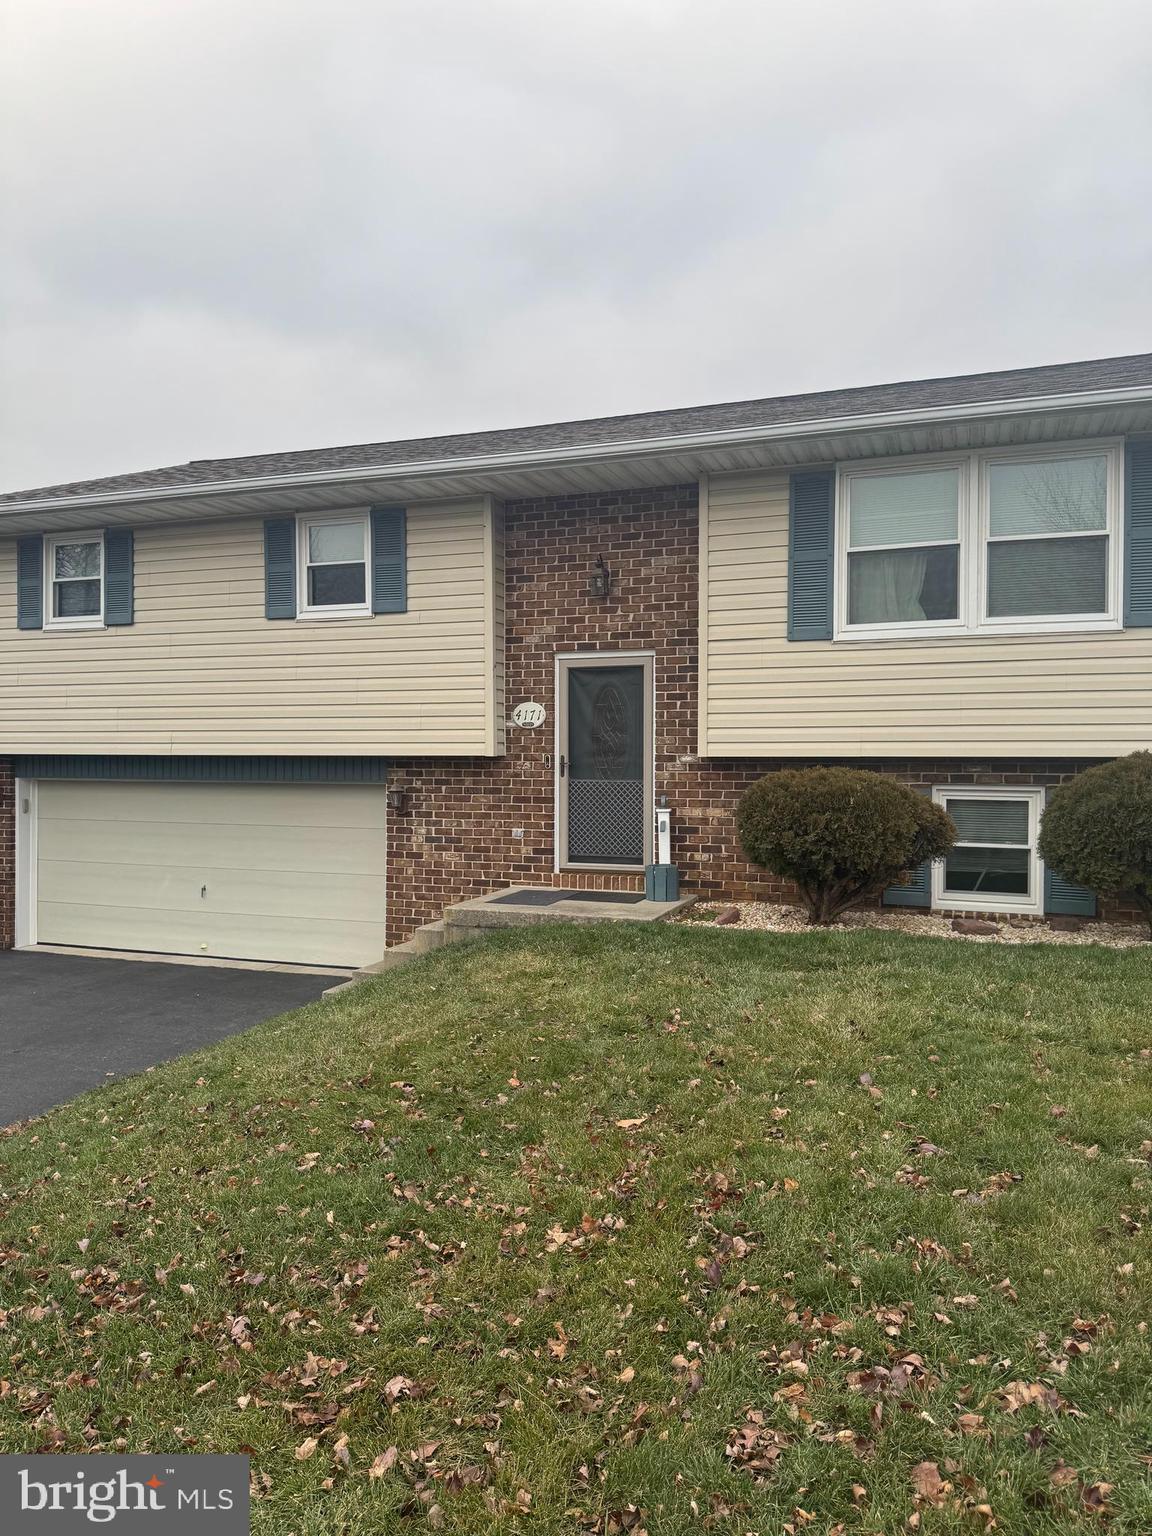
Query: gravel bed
[[678, 900, 1149, 948]]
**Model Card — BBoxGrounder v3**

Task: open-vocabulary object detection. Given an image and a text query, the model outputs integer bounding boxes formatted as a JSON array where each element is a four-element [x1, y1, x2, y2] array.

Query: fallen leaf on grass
[[368, 1446, 398, 1479], [614, 1117, 648, 1130], [956, 1412, 987, 1437], [910, 1461, 948, 1506], [725, 1411, 793, 1481], [1080, 1481, 1113, 1513], [295, 1437, 319, 1461], [998, 1381, 1066, 1414], [382, 1374, 420, 1406]]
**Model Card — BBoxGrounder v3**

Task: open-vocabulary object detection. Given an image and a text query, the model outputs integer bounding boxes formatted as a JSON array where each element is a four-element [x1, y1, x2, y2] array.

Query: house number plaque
[[511, 701, 547, 728]]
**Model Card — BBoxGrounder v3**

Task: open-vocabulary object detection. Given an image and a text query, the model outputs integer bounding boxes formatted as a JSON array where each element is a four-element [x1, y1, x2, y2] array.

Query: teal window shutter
[[883, 785, 932, 908], [1044, 865, 1098, 917], [788, 470, 834, 639], [371, 506, 407, 614], [17, 534, 43, 629], [1042, 788, 1097, 916], [264, 518, 297, 619], [104, 528, 134, 625], [1125, 438, 1152, 626], [883, 860, 931, 908]]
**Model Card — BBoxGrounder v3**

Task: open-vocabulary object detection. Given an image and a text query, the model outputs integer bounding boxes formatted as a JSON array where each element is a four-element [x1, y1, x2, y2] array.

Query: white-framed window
[[45, 532, 104, 628], [836, 442, 1122, 640], [297, 512, 370, 618], [932, 785, 1045, 916]]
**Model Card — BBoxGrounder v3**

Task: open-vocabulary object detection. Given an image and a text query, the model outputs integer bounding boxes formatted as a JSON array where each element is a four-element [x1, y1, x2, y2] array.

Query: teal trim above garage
[[13, 756, 391, 784]]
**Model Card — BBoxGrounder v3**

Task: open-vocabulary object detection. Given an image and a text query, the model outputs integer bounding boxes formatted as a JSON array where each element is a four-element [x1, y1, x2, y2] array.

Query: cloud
[[1, 0, 1150, 490]]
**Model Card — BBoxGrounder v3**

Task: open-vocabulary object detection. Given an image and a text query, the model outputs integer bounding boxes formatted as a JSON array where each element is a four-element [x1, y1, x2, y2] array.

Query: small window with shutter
[[298, 513, 370, 618], [269, 509, 408, 621], [45, 532, 104, 629]]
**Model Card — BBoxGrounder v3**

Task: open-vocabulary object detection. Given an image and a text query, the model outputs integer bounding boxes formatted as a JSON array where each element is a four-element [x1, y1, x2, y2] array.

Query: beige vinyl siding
[[0, 497, 502, 755], [701, 467, 1152, 757], [486, 502, 507, 755]]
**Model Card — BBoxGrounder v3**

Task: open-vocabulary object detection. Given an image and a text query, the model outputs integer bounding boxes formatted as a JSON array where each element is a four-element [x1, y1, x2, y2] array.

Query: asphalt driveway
[[0, 950, 333, 1124]]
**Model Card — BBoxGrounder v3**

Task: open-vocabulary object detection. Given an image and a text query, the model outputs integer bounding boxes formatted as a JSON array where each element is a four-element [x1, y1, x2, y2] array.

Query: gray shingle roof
[[5, 352, 1151, 506]]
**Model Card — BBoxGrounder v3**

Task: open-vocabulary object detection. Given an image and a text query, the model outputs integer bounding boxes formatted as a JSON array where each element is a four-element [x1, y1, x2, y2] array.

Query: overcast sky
[[1, 0, 1150, 493]]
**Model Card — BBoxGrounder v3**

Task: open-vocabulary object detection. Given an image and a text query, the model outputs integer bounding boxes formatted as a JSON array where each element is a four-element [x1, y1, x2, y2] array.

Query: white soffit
[[3, 399, 1152, 534]]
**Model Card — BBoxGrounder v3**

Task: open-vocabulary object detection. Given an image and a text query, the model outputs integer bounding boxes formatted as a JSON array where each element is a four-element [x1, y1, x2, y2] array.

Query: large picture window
[[837, 444, 1121, 639]]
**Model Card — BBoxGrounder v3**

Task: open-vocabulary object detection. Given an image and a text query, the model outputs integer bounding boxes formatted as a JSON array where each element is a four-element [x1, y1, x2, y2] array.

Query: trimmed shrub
[[1038, 753, 1152, 936], [737, 767, 955, 926]]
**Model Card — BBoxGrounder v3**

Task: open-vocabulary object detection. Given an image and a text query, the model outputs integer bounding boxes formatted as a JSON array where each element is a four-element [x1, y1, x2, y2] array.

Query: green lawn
[[2, 925, 1151, 1534]]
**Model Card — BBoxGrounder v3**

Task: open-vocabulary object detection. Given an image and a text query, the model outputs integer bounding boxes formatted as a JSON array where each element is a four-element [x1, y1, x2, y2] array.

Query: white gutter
[[2, 381, 1149, 515]]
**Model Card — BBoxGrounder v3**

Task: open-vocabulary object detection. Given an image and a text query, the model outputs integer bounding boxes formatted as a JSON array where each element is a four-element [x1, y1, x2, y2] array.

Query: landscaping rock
[[1047, 915, 1084, 932], [951, 917, 1001, 935], [715, 905, 742, 926]]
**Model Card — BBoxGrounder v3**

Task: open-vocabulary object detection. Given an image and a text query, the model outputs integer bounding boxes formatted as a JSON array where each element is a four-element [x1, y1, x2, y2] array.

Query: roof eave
[[3, 381, 1151, 517]]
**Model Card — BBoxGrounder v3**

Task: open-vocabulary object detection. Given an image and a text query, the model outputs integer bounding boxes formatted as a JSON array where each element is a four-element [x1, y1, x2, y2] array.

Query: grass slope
[[1, 925, 1151, 1535]]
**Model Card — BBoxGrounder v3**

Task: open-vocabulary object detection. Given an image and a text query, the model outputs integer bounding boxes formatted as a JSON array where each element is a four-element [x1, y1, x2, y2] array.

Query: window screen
[[986, 455, 1109, 620], [847, 468, 961, 625], [942, 795, 1033, 899]]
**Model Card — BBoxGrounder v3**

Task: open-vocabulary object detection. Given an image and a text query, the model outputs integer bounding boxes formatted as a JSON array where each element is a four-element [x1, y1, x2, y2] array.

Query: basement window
[[932, 785, 1044, 916]]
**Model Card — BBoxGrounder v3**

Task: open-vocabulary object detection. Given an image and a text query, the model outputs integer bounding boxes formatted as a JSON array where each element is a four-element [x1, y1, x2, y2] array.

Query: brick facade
[[383, 484, 1120, 943]]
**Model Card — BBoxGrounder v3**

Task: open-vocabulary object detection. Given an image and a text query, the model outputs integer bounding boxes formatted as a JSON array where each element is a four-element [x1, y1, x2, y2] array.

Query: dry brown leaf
[[910, 1460, 947, 1506], [998, 1380, 1065, 1414], [295, 1436, 319, 1461], [368, 1446, 398, 1479]]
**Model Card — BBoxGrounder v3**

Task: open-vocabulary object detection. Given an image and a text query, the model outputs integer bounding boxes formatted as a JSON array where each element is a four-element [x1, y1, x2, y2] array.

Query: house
[[2, 353, 1151, 967]]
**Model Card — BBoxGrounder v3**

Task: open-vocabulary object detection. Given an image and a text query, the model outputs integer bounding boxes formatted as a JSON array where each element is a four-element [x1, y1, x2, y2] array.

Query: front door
[[557, 655, 653, 869]]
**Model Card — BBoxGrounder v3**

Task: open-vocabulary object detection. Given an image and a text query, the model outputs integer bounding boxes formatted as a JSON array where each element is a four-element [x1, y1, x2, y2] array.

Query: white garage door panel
[[38, 862, 388, 924], [35, 782, 388, 966], [38, 781, 389, 830], [37, 903, 384, 969], [39, 818, 389, 876]]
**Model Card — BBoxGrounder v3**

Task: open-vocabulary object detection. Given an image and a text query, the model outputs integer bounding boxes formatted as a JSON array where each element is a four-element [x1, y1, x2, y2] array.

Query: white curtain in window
[[849, 548, 931, 623]]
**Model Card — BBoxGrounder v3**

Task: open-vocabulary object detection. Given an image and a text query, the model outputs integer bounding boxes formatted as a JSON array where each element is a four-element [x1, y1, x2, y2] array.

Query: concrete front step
[[444, 885, 695, 935], [407, 919, 446, 953], [321, 918, 450, 997], [325, 887, 694, 999]]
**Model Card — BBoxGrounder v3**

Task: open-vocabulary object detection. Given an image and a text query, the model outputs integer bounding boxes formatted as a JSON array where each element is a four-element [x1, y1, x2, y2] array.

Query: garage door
[[34, 781, 388, 967]]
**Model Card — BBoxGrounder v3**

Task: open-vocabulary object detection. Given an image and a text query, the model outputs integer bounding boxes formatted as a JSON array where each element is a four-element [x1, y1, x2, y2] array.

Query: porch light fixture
[[386, 788, 408, 812], [588, 556, 612, 598]]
